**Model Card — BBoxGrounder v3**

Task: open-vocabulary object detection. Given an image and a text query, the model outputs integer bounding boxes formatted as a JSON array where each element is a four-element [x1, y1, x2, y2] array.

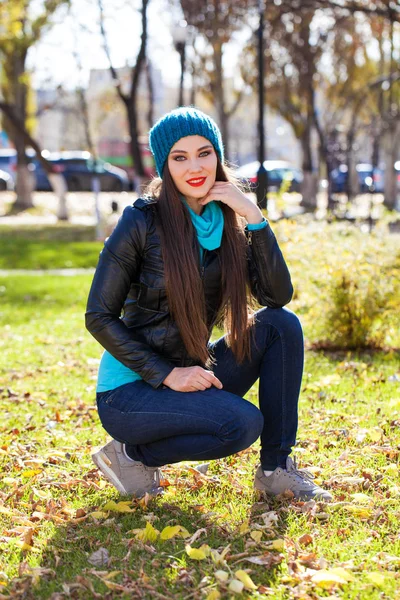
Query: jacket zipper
[[201, 249, 207, 278], [247, 231, 253, 245]]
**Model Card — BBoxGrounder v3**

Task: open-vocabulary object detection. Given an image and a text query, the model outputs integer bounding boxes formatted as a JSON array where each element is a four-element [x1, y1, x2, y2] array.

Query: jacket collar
[[134, 196, 158, 209]]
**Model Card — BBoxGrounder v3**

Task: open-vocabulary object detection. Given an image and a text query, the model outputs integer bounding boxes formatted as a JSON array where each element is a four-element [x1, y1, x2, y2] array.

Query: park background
[[1, 1, 400, 599]]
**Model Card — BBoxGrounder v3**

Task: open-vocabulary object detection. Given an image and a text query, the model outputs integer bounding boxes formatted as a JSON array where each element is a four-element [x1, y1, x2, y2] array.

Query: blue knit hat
[[149, 107, 224, 177]]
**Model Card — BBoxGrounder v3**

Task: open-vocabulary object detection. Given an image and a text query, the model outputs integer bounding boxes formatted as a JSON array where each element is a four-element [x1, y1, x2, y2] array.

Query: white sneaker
[[254, 456, 333, 502], [92, 440, 163, 497]]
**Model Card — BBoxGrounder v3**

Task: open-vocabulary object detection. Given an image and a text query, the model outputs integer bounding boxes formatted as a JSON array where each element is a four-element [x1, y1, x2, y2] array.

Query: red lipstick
[[187, 177, 206, 187]]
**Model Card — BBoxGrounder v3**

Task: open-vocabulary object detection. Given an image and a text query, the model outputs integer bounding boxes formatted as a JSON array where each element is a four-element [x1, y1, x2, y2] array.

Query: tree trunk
[[213, 39, 229, 159], [383, 120, 400, 210], [126, 101, 146, 182], [13, 133, 34, 210], [127, 101, 146, 188], [14, 164, 35, 210], [48, 173, 69, 220], [7, 50, 34, 210], [346, 127, 358, 201], [145, 58, 154, 129], [98, 0, 148, 181], [299, 126, 317, 210], [0, 99, 71, 217], [301, 172, 319, 211]]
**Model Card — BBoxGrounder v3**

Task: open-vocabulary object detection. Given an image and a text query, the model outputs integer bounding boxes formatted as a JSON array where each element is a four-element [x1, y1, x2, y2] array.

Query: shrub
[[322, 268, 392, 349]]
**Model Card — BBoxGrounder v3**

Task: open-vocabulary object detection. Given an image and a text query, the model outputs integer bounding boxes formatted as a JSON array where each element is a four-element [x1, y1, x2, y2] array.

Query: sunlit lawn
[[0, 224, 101, 270], [1, 218, 400, 599]]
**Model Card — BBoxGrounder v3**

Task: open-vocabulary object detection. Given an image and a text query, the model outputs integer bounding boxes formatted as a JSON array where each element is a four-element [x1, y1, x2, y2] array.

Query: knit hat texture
[[149, 107, 224, 177]]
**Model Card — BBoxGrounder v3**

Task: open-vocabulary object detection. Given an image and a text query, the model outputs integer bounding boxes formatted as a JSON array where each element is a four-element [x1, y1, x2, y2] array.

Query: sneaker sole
[[92, 449, 130, 495], [92, 450, 163, 498], [254, 478, 332, 501]]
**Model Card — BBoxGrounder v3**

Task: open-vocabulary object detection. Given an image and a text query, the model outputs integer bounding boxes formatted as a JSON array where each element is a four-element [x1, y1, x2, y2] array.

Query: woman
[[85, 107, 332, 502]]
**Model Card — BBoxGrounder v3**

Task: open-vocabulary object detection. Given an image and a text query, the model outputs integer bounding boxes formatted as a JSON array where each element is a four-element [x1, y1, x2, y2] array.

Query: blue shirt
[[96, 205, 267, 392]]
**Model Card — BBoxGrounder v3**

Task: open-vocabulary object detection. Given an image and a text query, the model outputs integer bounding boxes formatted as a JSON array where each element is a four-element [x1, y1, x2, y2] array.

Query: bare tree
[[0, 0, 71, 212], [98, 0, 149, 186], [240, 0, 399, 211], [179, 0, 257, 160]]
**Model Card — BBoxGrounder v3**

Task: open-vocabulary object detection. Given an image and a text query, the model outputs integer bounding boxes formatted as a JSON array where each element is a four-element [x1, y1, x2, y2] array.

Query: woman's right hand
[[163, 366, 223, 392]]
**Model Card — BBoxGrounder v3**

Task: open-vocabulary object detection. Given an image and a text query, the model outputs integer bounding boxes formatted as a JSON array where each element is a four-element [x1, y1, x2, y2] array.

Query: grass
[[1, 219, 400, 599], [0, 225, 101, 270]]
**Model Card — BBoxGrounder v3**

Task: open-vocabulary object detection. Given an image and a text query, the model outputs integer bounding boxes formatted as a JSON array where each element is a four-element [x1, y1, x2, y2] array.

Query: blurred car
[[0, 149, 15, 180], [331, 163, 386, 194], [0, 148, 36, 185], [379, 161, 400, 194], [0, 168, 14, 191], [236, 160, 303, 192], [34, 151, 130, 192]]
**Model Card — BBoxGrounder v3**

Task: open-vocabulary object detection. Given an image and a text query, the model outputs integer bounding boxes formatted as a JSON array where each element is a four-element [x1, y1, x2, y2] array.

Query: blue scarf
[[181, 196, 224, 251]]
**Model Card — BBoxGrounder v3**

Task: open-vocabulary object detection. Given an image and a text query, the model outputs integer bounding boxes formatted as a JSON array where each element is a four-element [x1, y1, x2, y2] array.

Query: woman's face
[[167, 135, 217, 205]]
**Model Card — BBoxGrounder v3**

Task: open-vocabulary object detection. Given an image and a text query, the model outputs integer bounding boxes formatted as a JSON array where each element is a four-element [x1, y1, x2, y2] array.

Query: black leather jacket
[[85, 197, 293, 389]]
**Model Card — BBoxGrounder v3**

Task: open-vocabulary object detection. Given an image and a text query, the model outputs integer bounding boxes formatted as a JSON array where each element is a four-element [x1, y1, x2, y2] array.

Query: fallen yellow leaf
[[101, 571, 121, 580], [351, 493, 373, 504], [329, 567, 354, 582], [235, 570, 258, 590], [312, 568, 353, 588], [185, 544, 210, 560], [366, 572, 386, 587], [384, 464, 398, 476], [271, 539, 285, 552], [102, 580, 125, 591], [368, 427, 383, 442], [210, 544, 230, 566], [135, 522, 160, 542], [239, 519, 250, 534], [90, 511, 108, 520], [250, 530, 263, 542], [32, 487, 51, 500], [159, 525, 190, 540], [102, 501, 135, 513], [21, 469, 42, 478], [343, 505, 373, 519], [206, 590, 221, 600], [14, 540, 36, 552]]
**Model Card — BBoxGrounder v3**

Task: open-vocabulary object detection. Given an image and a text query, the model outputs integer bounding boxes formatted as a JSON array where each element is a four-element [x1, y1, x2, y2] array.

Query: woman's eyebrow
[[170, 144, 213, 155]]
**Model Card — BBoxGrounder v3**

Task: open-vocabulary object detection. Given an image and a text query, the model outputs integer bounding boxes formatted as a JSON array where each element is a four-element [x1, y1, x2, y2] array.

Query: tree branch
[[97, 0, 127, 103], [0, 101, 54, 173]]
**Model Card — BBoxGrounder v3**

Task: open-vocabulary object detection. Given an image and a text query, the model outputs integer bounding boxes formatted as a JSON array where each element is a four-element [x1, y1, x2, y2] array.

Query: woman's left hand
[[199, 182, 263, 223]]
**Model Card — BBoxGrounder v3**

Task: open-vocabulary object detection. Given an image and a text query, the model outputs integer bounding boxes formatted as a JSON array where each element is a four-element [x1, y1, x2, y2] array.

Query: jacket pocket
[[137, 283, 167, 313]]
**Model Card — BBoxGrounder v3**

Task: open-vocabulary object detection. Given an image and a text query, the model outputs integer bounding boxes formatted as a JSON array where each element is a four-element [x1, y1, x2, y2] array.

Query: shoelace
[[287, 456, 315, 483]]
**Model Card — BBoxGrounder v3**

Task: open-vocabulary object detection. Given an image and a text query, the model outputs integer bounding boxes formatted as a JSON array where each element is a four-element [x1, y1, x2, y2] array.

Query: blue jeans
[[96, 307, 304, 470]]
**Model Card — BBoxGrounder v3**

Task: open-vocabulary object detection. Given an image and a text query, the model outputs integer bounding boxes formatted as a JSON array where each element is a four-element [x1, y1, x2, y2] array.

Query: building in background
[[33, 63, 302, 178], [36, 88, 87, 151]]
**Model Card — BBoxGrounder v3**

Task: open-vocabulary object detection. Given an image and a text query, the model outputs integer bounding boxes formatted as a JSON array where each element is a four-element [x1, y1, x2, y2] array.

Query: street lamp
[[256, 0, 268, 210], [172, 20, 189, 107]]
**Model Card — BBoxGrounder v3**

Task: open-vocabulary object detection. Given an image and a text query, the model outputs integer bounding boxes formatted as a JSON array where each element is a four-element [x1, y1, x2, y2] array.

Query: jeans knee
[[282, 308, 303, 338], [222, 403, 264, 452], [256, 307, 303, 338]]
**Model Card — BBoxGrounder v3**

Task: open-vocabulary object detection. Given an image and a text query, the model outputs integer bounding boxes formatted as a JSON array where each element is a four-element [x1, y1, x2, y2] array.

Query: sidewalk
[[0, 190, 138, 225], [0, 189, 393, 227]]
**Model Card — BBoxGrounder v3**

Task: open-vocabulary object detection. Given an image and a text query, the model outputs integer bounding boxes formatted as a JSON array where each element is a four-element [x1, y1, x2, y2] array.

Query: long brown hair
[[144, 157, 256, 366]]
